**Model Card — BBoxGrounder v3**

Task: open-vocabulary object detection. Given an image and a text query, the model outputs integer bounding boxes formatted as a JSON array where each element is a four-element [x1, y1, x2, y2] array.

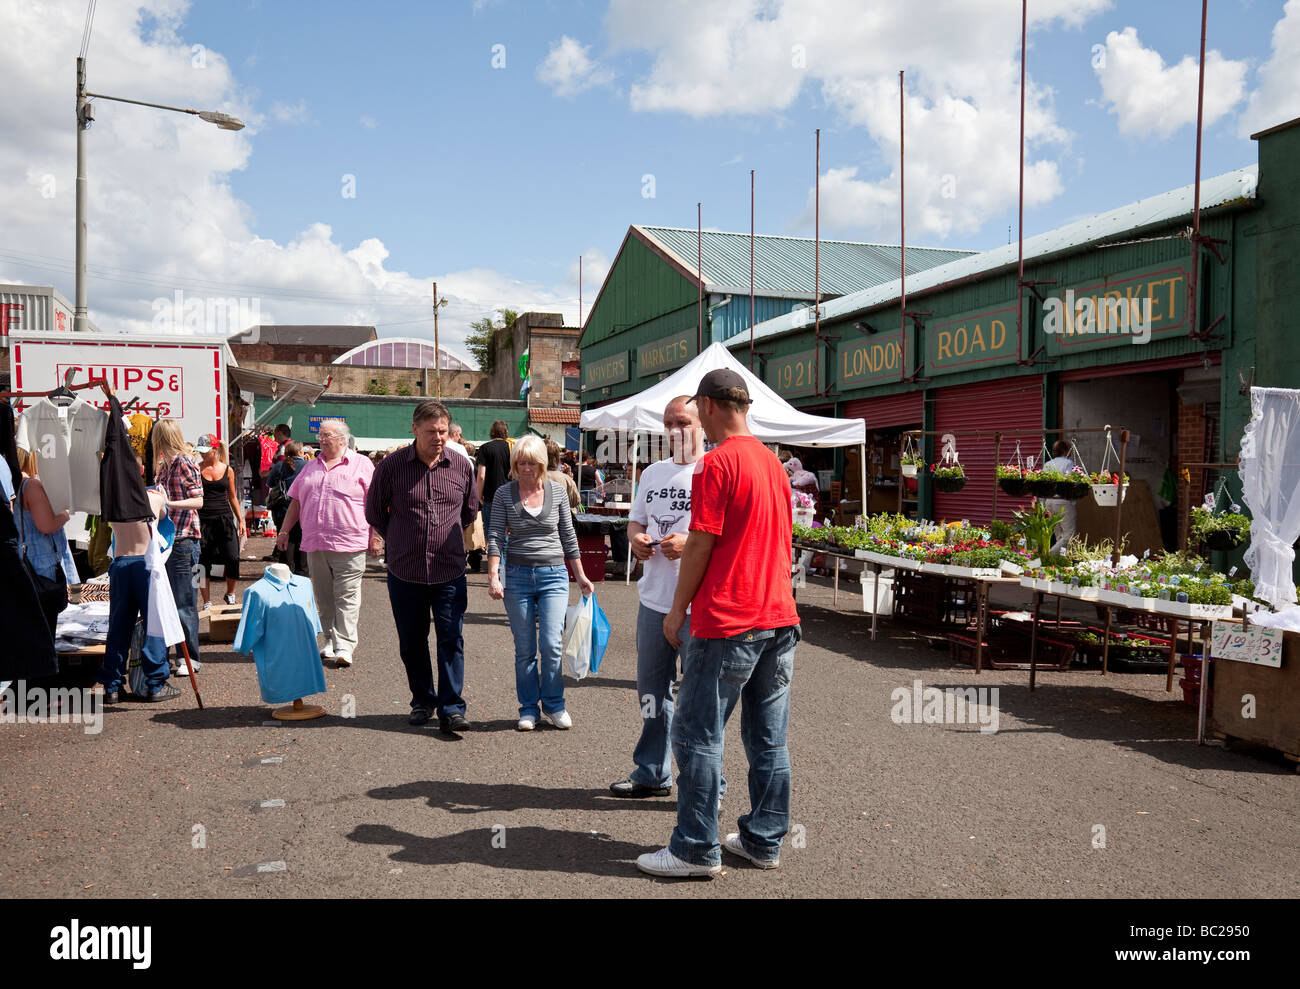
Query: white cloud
[[359, 114, 378, 129], [537, 35, 614, 99], [269, 98, 311, 124], [603, 0, 1112, 240], [1239, 0, 1300, 136], [1094, 27, 1247, 140], [0, 1, 578, 362]]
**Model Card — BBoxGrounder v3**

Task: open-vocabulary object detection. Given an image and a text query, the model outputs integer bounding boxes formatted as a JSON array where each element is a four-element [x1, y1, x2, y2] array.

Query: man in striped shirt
[[365, 401, 479, 734]]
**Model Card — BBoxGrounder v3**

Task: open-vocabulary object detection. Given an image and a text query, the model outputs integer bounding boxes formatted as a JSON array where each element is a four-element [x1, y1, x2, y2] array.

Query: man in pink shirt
[[275, 420, 379, 667]]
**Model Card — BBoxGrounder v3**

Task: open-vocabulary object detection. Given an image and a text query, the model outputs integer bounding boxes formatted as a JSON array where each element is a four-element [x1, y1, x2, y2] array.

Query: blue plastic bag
[[589, 594, 611, 674]]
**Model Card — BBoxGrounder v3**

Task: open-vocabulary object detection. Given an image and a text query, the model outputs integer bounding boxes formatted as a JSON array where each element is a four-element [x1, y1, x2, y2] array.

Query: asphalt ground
[[1, 536, 1296, 899]]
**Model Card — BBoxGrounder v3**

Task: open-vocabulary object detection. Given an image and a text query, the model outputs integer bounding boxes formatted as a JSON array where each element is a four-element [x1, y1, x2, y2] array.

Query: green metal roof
[[635, 225, 973, 300]]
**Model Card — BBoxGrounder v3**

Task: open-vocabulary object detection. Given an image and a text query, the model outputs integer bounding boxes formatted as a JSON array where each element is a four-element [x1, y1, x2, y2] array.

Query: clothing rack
[[0, 368, 115, 408]]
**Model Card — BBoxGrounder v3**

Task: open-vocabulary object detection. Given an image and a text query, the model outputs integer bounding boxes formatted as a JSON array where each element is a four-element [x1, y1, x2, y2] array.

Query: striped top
[[365, 443, 478, 585], [487, 480, 580, 567]]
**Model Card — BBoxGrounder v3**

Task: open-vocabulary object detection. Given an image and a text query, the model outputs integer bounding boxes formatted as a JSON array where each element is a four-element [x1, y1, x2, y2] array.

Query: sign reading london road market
[[928, 303, 1019, 373], [1043, 262, 1189, 353], [839, 329, 905, 387]]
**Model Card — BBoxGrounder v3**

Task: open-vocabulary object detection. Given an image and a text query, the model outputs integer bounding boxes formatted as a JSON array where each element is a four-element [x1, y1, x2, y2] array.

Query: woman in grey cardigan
[[488, 435, 595, 730]]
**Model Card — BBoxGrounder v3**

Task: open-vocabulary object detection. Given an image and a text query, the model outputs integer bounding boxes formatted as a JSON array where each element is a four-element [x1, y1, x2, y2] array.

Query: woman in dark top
[[196, 434, 246, 607]]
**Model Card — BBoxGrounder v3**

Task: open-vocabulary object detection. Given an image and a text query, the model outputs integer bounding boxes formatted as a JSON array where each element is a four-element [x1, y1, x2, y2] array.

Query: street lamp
[[74, 55, 246, 332]]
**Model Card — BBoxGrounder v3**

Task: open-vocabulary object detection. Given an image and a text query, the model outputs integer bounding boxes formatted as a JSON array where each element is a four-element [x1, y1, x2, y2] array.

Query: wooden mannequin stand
[[264, 563, 325, 721], [273, 698, 324, 721]]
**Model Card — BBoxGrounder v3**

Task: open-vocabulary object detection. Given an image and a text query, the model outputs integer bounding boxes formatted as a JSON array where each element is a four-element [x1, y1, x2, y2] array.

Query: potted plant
[[1026, 466, 1064, 499], [996, 464, 1029, 497], [931, 462, 967, 493], [900, 452, 923, 478], [1190, 505, 1251, 551], [1011, 501, 1065, 560], [1089, 470, 1129, 506], [1054, 466, 1091, 500]]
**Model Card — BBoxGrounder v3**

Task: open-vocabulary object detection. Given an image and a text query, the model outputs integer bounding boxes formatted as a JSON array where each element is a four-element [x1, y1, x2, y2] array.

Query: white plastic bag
[[562, 594, 594, 679]]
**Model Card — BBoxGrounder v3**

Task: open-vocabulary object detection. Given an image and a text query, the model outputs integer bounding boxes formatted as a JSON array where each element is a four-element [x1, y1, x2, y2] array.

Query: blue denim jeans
[[631, 604, 690, 788], [387, 572, 468, 717], [166, 537, 201, 664], [98, 556, 170, 694], [502, 563, 569, 720], [669, 624, 799, 868]]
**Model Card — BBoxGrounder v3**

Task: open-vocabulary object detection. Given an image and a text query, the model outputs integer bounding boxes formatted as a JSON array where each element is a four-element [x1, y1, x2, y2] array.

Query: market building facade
[[722, 118, 1300, 560]]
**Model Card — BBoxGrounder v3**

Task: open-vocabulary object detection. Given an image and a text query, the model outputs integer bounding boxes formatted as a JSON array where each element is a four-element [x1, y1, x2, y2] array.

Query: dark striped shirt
[[365, 442, 478, 585]]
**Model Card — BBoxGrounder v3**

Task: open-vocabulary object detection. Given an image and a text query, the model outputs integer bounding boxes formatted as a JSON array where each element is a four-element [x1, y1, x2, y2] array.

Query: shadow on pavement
[[366, 779, 678, 814], [347, 823, 657, 878]]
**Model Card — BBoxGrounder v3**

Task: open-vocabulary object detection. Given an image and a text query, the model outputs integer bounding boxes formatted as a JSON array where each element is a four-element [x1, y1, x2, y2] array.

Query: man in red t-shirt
[[636, 369, 800, 879]]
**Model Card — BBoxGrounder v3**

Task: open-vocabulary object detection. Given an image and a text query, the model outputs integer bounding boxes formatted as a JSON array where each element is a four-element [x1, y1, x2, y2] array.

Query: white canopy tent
[[579, 342, 868, 580]]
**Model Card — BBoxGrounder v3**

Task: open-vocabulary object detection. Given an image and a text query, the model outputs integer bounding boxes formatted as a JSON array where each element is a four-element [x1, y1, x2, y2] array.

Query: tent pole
[[626, 435, 638, 584], [859, 442, 867, 526]]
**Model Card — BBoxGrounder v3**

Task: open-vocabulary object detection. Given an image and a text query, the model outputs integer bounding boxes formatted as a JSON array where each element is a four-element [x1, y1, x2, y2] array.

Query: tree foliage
[[465, 308, 519, 374]]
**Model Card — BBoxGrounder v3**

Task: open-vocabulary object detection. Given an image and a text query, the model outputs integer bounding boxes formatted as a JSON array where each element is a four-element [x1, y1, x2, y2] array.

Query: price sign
[[1210, 622, 1283, 668]]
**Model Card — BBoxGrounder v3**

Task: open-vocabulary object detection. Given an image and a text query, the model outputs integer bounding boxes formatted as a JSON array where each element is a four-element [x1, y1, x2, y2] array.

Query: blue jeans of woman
[[502, 563, 569, 720], [166, 537, 201, 664]]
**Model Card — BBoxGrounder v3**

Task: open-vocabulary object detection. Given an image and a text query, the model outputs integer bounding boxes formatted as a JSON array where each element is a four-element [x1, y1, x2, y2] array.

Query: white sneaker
[[723, 832, 780, 870], [175, 659, 201, 676], [335, 654, 353, 667], [517, 716, 536, 731], [320, 644, 336, 660], [223, 593, 237, 606], [635, 847, 720, 878], [542, 709, 573, 730]]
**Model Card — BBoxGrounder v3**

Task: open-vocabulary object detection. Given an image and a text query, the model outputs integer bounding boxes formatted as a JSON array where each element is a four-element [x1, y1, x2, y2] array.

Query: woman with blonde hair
[[487, 434, 593, 731], [151, 419, 205, 674]]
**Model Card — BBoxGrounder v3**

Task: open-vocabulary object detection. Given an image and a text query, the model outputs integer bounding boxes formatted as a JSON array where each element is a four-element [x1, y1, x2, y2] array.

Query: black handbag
[[16, 482, 70, 626]]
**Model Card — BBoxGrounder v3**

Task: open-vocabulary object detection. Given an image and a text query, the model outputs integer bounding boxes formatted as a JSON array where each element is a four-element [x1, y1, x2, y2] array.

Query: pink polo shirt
[[288, 451, 375, 553]]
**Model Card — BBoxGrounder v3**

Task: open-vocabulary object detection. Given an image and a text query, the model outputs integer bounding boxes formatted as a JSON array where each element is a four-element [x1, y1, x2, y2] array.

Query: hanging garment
[[14, 397, 108, 515], [144, 516, 186, 647], [234, 568, 327, 704], [259, 435, 277, 474], [86, 515, 112, 576], [100, 395, 154, 523], [0, 402, 21, 503], [127, 413, 153, 461], [0, 496, 58, 681]]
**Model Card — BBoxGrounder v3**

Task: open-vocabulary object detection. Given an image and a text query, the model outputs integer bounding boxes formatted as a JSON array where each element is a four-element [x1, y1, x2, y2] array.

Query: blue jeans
[[98, 556, 170, 694], [502, 563, 569, 720], [387, 573, 468, 717], [631, 604, 691, 788], [166, 537, 201, 664], [669, 624, 799, 868]]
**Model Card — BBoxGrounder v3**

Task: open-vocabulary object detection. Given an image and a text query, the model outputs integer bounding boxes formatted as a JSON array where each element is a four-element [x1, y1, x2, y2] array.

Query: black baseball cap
[[690, 368, 750, 404]]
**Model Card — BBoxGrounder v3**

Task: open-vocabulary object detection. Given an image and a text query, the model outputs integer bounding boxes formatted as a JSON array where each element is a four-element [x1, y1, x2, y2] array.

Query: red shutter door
[[841, 391, 924, 430], [931, 375, 1043, 524]]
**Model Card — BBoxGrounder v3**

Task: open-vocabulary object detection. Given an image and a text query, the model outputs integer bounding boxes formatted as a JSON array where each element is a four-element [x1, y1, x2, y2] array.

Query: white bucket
[[862, 575, 895, 614], [1091, 483, 1128, 507]]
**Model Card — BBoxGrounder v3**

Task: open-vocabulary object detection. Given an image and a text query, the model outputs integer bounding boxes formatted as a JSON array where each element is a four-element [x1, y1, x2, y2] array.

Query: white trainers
[[635, 847, 720, 878], [320, 644, 336, 660], [175, 658, 201, 676], [223, 593, 237, 606], [516, 716, 536, 731], [723, 832, 780, 870], [335, 654, 353, 667], [542, 710, 573, 730]]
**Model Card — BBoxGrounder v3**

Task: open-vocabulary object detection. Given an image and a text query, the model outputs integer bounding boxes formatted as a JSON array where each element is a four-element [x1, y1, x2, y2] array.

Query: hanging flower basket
[[1204, 529, 1244, 551], [1090, 481, 1128, 506], [933, 475, 967, 493], [1025, 475, 1058, 498], [1055, 478, 1091, 500], [998, 477, 1030, 497], [901, 463, 918, 478]]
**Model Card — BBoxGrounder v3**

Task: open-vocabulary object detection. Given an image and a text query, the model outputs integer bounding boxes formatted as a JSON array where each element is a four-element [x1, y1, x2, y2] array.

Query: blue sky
[[3, 0, 1297, 355]]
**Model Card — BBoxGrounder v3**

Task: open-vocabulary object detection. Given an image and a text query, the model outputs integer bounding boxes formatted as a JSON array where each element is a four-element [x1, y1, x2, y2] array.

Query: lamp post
[[74, 55, 245, 332]]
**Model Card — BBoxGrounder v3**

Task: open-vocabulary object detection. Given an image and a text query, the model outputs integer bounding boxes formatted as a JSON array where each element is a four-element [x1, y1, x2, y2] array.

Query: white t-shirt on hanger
[[15, 398, 108, 515]]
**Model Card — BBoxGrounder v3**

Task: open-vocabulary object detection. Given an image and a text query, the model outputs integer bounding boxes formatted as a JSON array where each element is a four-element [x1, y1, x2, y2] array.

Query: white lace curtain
[[1239, 386, 1300, 617]]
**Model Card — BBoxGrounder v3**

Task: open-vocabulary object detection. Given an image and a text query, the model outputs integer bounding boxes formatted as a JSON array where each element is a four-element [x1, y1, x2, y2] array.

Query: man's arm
[[476, 464, 486, 503], [668, 530, 715, 614], [363, 459, 390, 538]]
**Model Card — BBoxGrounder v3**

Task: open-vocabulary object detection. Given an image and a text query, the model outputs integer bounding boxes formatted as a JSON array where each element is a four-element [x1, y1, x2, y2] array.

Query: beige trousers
[[307, 549, 367, 657]]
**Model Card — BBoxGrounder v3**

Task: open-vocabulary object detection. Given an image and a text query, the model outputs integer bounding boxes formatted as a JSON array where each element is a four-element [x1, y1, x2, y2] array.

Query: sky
[[2, 0, 1297, 363]]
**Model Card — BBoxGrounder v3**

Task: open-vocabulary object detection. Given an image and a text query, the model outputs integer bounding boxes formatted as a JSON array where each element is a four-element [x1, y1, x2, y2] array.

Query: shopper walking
[[366, 401, 478, 732], [637, 369, 800, 878], [487, 435, 593, 731], [475, 420, 511, 533], [276, 420, 374, 667], [610, 396, 705, 798], [1043, 439, 1078, 555], [267, 440, 307, 573], [152, 419, 206, 675], [195, 435, 246, 608]]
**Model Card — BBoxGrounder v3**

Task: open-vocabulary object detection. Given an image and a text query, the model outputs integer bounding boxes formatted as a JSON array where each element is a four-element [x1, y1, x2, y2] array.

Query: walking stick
[[179, 641, 204, 709]]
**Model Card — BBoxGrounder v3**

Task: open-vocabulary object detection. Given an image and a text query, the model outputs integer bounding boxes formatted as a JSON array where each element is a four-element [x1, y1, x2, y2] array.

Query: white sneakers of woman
[[335, 654, 353, 667], [517, 716, 536, 731], [543, 710, 573, 729], [320, 644, 335, 660], [223, 593, 237, 606], [175, 659, 201, 676]]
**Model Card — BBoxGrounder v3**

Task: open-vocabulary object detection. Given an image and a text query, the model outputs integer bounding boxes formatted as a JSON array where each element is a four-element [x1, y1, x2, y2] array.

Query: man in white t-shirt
[[1043, 439, 1077, 555], [609, 396, 705, 799], [445, 421, 472, 466]]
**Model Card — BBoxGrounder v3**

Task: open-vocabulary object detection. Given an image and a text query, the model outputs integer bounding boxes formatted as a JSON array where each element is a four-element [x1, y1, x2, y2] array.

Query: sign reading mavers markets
[[637, 331, 695, 377], [583, 351, 630, 389]]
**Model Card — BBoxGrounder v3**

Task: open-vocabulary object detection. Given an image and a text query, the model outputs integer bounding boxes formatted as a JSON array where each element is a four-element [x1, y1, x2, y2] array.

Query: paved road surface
[[2, 540, 1296, 897]]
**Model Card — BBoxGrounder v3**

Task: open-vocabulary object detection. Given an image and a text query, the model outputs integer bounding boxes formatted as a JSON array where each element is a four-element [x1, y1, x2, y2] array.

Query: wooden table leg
[[870, 564, 880, 641], [1166, 618, 1179, 693], [1029, 591, 1043, 692], [974, 581, 988, 675], [834, 555, 840, 608], [1101, 606, 1113, 676], [1055, 595, 1063, 630]]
